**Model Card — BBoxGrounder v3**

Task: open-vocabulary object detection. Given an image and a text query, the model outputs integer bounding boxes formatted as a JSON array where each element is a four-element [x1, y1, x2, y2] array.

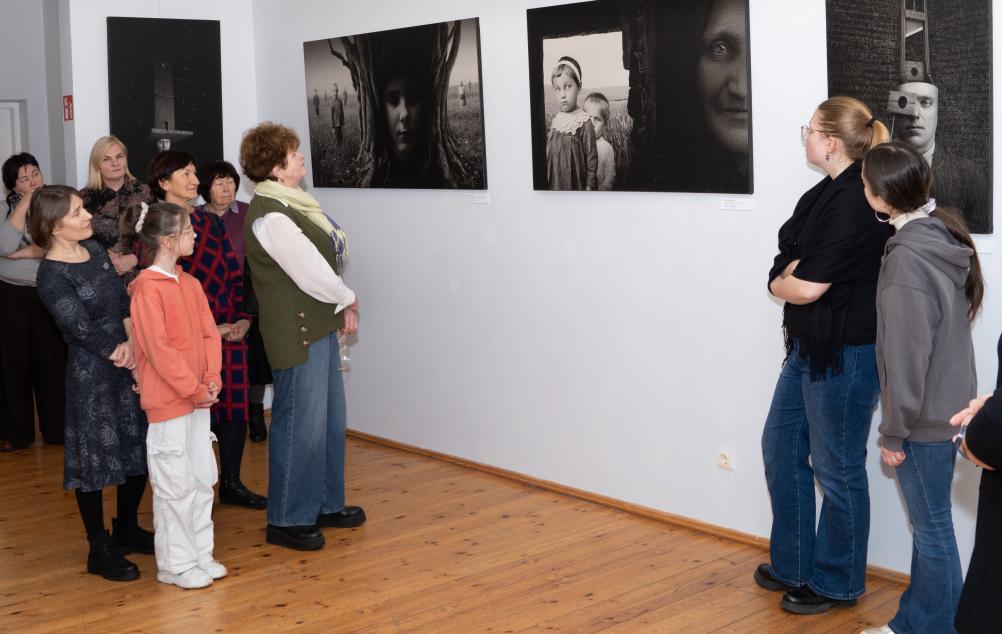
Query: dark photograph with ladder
[[827, 0, 993, 233]]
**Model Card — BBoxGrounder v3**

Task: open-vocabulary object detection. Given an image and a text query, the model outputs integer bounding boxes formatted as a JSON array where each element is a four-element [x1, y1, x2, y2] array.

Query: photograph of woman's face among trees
[[527, 0, 753, 193], [303, 18, 487, 190]]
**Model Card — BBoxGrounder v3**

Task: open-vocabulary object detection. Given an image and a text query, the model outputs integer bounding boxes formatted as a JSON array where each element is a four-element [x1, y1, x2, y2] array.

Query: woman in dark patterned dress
[[31, 185, 152, 582], [78, 136, 155, 283], [148, 151, 265, 509]]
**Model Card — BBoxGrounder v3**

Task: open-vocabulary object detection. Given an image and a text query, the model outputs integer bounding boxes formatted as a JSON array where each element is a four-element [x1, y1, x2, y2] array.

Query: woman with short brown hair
[[239, 122, 364, 550]]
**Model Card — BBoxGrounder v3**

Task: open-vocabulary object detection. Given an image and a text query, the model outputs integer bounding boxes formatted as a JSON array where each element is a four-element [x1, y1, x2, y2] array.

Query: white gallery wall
[[0, 0, 58, 179], [251, 0, 1002, 576], [56, 0, 259, 189], [48, 0, 1001, 576]]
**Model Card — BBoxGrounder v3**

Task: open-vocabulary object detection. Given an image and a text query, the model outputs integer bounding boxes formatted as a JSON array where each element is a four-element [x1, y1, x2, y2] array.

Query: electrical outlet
[[716, 446, 736, 471]]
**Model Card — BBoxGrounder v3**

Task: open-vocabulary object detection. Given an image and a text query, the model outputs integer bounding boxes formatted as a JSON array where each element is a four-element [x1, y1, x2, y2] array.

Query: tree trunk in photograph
[[430, 21, 467, 187], [329, 22, 467, 187], [328, 36, 377, 185], [620, 0, 655, 189]]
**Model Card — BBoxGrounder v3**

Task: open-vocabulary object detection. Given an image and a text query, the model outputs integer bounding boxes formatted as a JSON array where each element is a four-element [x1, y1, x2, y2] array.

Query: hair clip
[[916, 198, 937, 214], [135, 201, 149, 232]]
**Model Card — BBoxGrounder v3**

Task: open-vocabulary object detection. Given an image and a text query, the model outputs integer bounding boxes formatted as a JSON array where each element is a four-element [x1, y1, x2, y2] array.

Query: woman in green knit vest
[[239, 123, 365, 551]]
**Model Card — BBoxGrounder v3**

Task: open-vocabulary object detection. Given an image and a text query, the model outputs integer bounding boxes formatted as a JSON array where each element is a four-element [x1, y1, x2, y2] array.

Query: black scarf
[[769, 163, 868, 380]]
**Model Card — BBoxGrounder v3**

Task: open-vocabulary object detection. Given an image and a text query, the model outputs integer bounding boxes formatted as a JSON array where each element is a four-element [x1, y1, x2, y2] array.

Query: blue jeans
[[889, 440, 962, 634], [761, 343, 879, 600], [267, 333, 347, 526]]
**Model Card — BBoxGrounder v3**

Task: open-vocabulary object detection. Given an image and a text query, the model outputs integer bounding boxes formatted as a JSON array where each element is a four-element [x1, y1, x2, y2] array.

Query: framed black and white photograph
[[527, 0, 752, 193], [827, 0, 993, 233], [107, 17, 223, 182], [303, 18, 487, 190]]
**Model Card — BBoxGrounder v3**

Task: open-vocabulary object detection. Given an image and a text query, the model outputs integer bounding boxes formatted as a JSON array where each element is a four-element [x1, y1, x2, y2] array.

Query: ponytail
[[816, 96, 888, 160], [866, 119, 890, 151], [930, 206, 985, 322]]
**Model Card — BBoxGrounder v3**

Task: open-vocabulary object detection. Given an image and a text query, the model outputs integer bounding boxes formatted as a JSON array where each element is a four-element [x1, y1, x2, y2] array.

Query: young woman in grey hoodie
[[860, 142, 985, 634]]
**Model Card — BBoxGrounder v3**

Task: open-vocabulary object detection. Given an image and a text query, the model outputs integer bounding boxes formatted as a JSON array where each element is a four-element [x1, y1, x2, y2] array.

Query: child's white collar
[[550, 109, 590, 135]]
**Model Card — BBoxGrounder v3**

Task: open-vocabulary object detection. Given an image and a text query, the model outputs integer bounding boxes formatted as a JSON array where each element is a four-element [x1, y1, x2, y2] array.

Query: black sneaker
[[110, 517, 155, 555], [781, 585, 857, 615], [88, 530, 140, 581], [266, 524, 325, 551]]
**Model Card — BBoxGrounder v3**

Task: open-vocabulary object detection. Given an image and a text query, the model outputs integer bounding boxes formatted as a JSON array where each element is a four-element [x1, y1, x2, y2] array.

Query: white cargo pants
[[146, 408, 217, 575]]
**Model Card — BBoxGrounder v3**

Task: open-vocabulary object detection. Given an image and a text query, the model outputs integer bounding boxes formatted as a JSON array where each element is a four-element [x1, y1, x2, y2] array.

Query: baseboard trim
[[347, 428, 909, 587]]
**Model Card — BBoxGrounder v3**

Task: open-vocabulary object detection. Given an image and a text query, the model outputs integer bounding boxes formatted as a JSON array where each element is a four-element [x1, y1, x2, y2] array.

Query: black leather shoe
[[248, 404, 267, 443], [218, 475, 267, 509], [266, 524, 325, 550], [780, 586, 857, 615], [753, 563, 799, 592], [316, 506, 366, 528], [87, 530, 140, 581], [110, 517, 155, 554]]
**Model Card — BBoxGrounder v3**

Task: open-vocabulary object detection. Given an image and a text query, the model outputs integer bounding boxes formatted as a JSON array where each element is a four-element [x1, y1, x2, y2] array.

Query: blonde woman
[[758, 97, 892, 615], [78, 136, 155, 280]]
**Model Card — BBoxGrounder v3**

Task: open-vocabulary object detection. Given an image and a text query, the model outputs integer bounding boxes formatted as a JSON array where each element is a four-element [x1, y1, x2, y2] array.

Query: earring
[[825, 153, 830, 162]]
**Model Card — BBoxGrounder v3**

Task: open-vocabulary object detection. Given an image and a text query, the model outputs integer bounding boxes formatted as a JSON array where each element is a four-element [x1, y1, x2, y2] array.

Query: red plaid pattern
[[180, 208, 249, 423]]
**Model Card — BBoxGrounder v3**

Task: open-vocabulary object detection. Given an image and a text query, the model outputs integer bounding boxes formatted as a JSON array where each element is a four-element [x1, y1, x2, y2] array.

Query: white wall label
[[466, 192, 490, 205], [720, 197, 755, 211]]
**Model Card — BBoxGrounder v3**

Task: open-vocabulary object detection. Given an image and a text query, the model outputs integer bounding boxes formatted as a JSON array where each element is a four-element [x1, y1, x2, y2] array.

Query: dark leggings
[[74, 474, 148, 540], [250, 385, 266, 405], [213, 420, 247, 477]]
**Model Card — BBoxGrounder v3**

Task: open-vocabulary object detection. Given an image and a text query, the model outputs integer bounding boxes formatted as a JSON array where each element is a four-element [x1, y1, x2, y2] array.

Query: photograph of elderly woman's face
[[526, 0, 753, 193], [303, 18, 487, 190]]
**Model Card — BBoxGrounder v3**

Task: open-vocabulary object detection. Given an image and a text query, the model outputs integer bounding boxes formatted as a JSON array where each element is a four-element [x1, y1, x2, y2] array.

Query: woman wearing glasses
[[756, 97, 892, 615], [0, 153, 67, 451]]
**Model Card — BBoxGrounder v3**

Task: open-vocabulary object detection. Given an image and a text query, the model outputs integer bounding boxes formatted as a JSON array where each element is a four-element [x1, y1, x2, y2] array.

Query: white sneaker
[[861, 626, 895, 634], [157, 566, 214, 589], [198, 559, 227, 580]]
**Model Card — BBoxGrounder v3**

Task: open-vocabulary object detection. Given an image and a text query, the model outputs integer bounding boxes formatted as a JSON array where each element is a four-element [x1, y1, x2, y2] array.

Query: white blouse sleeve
[[252, 212, 355, 312]]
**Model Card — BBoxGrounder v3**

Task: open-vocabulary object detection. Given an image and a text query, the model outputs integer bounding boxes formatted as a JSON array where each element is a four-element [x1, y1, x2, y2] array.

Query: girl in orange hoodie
[[122, 201, 224, 590]]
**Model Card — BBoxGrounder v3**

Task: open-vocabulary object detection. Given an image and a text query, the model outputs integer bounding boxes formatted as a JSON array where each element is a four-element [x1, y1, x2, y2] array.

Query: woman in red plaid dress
[[148, 150, 266, 509]]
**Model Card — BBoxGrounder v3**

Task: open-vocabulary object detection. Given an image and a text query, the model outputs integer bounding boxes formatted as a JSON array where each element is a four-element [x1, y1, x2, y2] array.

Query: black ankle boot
[[87, 530, 140, 581], [110, 517, 155, 554], [218, 474, 267, 509], [248, 404, 267, 442]]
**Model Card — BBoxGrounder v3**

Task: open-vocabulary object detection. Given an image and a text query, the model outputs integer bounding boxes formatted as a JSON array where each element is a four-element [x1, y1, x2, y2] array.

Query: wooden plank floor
[[0, 436, 902, 633]]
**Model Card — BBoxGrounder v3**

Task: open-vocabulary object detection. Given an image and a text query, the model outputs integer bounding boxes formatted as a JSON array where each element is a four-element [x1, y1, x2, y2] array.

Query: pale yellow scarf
[[255, 179, 335, 236]]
